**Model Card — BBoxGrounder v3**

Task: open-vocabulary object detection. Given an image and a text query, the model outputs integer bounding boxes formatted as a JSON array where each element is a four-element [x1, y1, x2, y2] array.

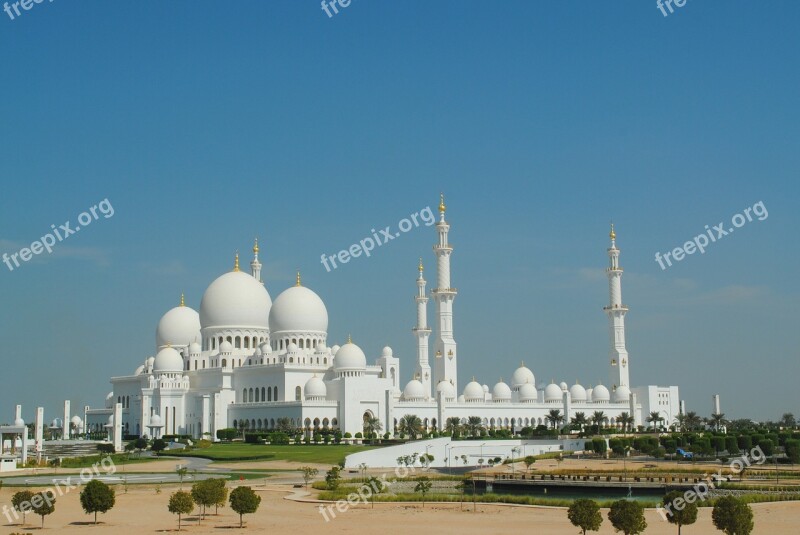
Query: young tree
[[151, 439, 167, 455], [608, 499, 647, 535], [80, 479, 116, 524], [31, 490, 56, 528], [300, 466, 319, 488], [176, 466, 188, 488], [168, 490, 194, 530], [325, 466, 342, 490], [366, 476, 384, 508], [211, 478, 228, 515], [414, 477, 432, 508], [229, 486, 261, 528], [568, 499, 603, 534], [662, 490, 698, 534], [524, 455, 536, 474], [11, 490, 34, 525], [191, 480, 214, 520], [712, 496, 754, 535]]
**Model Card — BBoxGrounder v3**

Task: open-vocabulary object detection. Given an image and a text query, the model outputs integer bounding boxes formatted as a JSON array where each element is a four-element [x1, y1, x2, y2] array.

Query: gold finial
[[439, 192, 446, 213], [233, 251, 240, 272], [253, 237, 259, 254], [520, 360, 524, 367], [347, 333, 352, 344], [610, 223, 616, 240], [418, 257, 424, 272], [296, 271, 302, 287], [166, 342, 172, 348], [180, 293, 185, 307]]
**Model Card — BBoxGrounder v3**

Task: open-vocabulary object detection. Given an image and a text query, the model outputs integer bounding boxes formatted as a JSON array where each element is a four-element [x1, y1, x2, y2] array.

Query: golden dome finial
[[253, 237, 259, 254], [296, 271, 301, 287], [439, 192, 446, 213], [233, 251, 240, 272], [347, 333, 352, 344], [418, 257, 424, 272], [180, 293, 185, 307], [610, 223, 616, 240]]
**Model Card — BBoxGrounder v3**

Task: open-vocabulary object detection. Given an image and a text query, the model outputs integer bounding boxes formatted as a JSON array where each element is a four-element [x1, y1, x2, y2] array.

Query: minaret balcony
[[603, 304, 629, 311], [431, 288, 458, 295], [412, 327, 432, 334]]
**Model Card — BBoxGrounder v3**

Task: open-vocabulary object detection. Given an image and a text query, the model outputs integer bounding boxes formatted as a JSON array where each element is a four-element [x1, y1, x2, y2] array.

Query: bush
[[738, 435, 753, 451], [270, 432, 290, 445], [726, 436, 740, 454], [354, 432, 363, 439], [216, 428, 238, 441], [785, 439, 800, 463], [592, 438, 607, 454], [343, 432, 352, 439], [96, 444, 115, 455], [197, 439, 212, 449]]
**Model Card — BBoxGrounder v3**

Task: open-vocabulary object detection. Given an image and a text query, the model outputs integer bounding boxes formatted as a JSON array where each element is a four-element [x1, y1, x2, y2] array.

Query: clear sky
[[0, 1, 797, 424]]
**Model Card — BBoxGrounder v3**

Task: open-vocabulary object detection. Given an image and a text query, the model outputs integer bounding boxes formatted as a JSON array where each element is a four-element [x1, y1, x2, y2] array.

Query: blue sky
[[0, 1, 797, 424]]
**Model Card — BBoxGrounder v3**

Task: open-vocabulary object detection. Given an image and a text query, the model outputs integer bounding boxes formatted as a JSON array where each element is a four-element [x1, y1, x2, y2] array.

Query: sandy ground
[[1, 481, 798, 534]]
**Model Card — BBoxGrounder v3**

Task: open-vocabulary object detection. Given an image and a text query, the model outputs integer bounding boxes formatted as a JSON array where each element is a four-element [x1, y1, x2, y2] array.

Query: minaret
[[413, 258, 432, 397], [604, 224, 630, 388], [432, 194, 458, 390], [250, 238, 262, 282]]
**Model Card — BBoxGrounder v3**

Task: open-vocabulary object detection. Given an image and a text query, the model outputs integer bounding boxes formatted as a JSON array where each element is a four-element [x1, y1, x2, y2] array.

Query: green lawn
[[160, 443, 375, 464]]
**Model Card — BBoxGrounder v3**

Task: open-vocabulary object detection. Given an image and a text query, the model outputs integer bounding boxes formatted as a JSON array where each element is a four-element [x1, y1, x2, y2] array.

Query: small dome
[[330, 344, 341, 355], [403, 379, 426, 401], [71, 415, 82, 426], [544, 383, 563, 403], [156, 304, 201, 350], [261, 342, 272, 354], [314, 344, 329, 355], [269, 285, 328, 335], [153, 346, 184, 373], [333, 342, 367, 371], [149, 414, 162, 427], [188, 342, 201, 355], [146, 357, 155, 368], [519, 382, 537, 402], [436, 380, 456, 400], [254, 346, 262, 356], [134, 365, 145, 376], [199, 270, 271, 330], [482, 384, 490, 393], [382, 346, 393, 357], [304, 376, 327, 399], [593, 384, 610, 402], [511, 364, 535, 389], [559, 381, 569, 392], [287, 342, 298, 352], [105, 392, 114, 409], [613, 385, 631, 403], [492, 381, 512, 401], [107, 415, 114, 426], [464, 380, 484, 402], [570, 383, 587, 402], [219, 340, 233, 354], [14, 417, 24, 427]]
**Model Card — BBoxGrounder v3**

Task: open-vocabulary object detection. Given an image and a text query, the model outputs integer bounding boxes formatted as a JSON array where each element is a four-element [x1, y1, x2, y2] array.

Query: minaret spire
[[604, 223, 630, 388], [250, 238, 262, 282], [413, 259, 432, 397], [233, 251, 240, 272], [432, 193, 458, 390]]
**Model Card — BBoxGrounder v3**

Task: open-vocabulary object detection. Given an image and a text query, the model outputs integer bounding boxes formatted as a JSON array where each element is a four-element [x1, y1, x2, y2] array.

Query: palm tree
[[465, 416, 484, 438], [570, 412, 588, 433], [546, 409, 563, 430], [398, 415, 423, 439], [445, 417, 462, 437], [591, 411, 606, 431], [363, 416, 383, 442], [673, 413, 686, 432], [684, 411, 703, 432], [781, 413, 797, 429], [646, 411, 663, 432], [276, 417, 293, 434], [709, 413, 726, 432], [617, 412, 634, 434]]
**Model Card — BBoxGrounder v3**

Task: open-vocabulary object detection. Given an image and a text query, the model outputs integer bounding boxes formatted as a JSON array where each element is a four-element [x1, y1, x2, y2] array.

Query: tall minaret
[[413, 258, 432, 397], [432, 194, 458, 390], [604, 224, 630, 388], [250, 238, 262, 282]]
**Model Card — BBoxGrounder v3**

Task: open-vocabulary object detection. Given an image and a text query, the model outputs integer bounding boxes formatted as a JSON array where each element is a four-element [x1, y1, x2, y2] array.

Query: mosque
[[85, 196, 680, 441]]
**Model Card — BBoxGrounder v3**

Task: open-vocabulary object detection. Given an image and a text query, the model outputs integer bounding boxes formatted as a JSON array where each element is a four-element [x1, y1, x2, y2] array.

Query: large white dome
[[403, 379, 426, 401], [519, 382, 537, 402], [156, 304, 200, 349], [153, 346, 184, 373], [334, 342, 367, 371], [613, 385, 631, 403], [436, 380, 456, 400], [570, 383, 587, 402], [511, 364, 535, 389], [544, 383, 563, 403], [463, 380, 484, 402], [593, 384, 610, 403], [269, 285, 328, 335], [304, 376, 327, 399], [492, 381, 512, 402], [200, 271, 272, 329]]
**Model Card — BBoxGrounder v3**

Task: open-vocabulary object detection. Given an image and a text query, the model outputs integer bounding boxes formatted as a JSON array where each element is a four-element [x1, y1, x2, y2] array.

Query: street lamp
[[511, 446, 520, 478]]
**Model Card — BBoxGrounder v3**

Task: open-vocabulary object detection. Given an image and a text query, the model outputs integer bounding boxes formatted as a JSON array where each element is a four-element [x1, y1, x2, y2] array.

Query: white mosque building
[[85, 196, 680, 440]]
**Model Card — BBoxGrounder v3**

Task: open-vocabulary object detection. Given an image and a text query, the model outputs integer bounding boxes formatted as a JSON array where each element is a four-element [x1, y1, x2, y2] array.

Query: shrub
[[79, 480, 116, 524], [229, 486, 261, 528], [737, 435, 753, 451]]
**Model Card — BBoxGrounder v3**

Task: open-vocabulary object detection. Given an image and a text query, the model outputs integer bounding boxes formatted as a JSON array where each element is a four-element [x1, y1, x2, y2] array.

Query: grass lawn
[[160, 443, 375, 464]]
